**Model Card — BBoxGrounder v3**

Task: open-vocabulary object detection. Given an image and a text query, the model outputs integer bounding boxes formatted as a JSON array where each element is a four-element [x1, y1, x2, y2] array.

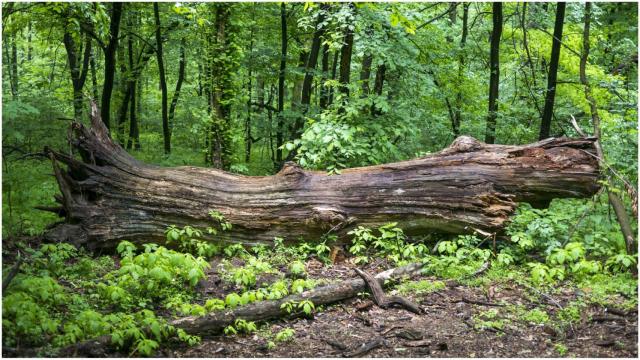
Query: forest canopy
[[1, 1, 638, 358]]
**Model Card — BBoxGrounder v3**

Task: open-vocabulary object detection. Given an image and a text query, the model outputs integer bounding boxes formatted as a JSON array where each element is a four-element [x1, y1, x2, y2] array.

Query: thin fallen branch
[[171, 262, 425, 334], [354, 268, 422, 314], [2, 255, 22, 292], [343, 337, 386, 357], [454, 297, 505, 307]]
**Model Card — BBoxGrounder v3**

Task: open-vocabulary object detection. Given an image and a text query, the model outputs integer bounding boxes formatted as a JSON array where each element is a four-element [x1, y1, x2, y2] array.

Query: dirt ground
[[166, 261, 638, 358]]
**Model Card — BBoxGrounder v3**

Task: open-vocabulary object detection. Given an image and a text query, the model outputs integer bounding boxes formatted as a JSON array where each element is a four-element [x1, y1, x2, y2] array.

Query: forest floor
[[2, 236, 637, 358], [166, 258, 638, 358]]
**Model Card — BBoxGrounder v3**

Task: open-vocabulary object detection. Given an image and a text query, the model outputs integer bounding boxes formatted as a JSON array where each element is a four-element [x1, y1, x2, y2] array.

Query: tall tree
[[168, 41, 186, 147], [579, 2, 636, 254], [276, 3, 287, 165], [484, 2, 502, 144], [338, 3, 355, 99], [100, 2, 123, 130], [154, 2, 170, 154], [453, 2, 469, 136], [539, 2, 566, 140], [62, 29, 92, 121], [319, 43, 330, 109]]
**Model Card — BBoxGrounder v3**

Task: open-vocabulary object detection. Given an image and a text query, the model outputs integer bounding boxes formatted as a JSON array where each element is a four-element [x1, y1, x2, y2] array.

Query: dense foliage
[[1, 1, 637, 357]]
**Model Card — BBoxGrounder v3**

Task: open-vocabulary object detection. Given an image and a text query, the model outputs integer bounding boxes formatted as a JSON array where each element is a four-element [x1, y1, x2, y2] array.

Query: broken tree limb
[[354, 268, 422, 314], [61, 263, 424, 356], [170, 262, 425, 334], [42, 102, 600, 250]]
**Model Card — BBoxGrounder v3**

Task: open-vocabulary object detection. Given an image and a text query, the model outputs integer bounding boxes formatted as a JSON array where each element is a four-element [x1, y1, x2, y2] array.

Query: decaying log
[[170, 262, 425, 334], [42, 102, 599, 250]]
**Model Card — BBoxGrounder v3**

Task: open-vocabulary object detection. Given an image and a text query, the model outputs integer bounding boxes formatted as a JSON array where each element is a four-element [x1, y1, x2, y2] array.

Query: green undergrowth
[[2, 197, 638, 356]]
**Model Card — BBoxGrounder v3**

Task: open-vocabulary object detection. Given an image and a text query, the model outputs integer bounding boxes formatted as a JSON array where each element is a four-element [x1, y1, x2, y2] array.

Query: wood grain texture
[[42, 103, 600, 250]]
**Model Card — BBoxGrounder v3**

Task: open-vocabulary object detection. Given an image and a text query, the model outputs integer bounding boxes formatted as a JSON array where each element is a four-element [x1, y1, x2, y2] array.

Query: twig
[[453, 297, 505, 307], [2, 255, 23, 292], [354, 268, 422, 314]]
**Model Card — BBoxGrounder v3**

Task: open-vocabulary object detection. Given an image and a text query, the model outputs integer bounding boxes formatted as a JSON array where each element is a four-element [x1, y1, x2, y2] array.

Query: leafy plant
[[274, 328, 295, 342]]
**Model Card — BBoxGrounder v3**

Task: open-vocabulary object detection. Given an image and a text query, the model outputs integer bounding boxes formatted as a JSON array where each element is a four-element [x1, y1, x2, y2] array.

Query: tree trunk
[[276, 3, 287, 165], [453, 3, 469, 136], [168, 41, 186, 141], [100, 2, 123, 130], [338, 4, 355, 98], [90, 47, 99, 101], [579, 2, 635, 254], [539, 2, 566, 140], [154, 2, 170, 154], [360, 53, 372, 96], [63, 31, 91, 121], [320, 43, 330, 109], [328, 50, 339, 106], [43, 103, 600, 250], [371, 63, 386, 116], [11, 33, 18, 97], [484, 2, 502, 144], [289, 8, 327, 143]]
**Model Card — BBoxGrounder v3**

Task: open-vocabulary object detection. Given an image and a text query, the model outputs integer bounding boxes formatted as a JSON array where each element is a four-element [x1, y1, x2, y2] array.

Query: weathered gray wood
[[170, 262, 425, 334], [42, 102, 600, 250]]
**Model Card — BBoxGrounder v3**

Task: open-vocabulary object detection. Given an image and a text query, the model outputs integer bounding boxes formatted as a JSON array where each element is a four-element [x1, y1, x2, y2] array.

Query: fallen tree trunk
[[42, 103, 600, 250]]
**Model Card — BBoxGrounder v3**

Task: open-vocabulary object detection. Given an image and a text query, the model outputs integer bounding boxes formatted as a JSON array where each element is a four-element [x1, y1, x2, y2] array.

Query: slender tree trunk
[[116, 31, 129, 146], [276, 3, 287, 165], [63, 31, 91, 121], [100, 2, 123, 130], [484, 2, 502, 144], [328, 50, 339, 105], [154, 2, 170, 154], [209, 4, 233, 170], [371, 63, 386, 116], [90, 47, 99, 101], [579, 2, 635, 255], [453, 3, 469, 136], [245, 38, 254, 163], [11, 34, 18, 96], [291, 7, 327, 142], [320, 43, 330, 109], [300, 10, 325, 108], [27, 21, 32, 61], [360, 54, 372, 96], [127, 79, 140, 150], [168, 41, 186, 140], [338, 3, 355, 99], [539, 2, 566, 140]]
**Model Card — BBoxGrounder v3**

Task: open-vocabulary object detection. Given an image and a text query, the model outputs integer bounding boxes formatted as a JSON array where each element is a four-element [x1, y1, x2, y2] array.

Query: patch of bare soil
[[168, 261, 638, 358]]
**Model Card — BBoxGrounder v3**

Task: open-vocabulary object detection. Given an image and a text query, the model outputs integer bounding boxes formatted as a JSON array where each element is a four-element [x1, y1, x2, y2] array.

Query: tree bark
[[171, 263, 425, 334], [485, 2, 502, 144], [168, 41, 186, 142], [43, 103, 600, 250], [539, 2, 566, 140], [154, 2, 170, 154], [338, 4, 355, 98], [63, 30, 92, 121], [453, 3, 469, 136], [100, 2, 123, 130], [276, 3, 287, 165], [579, 2, 635, 254], [371, 63, 386, 116], [360, 53, 372, 96], [320, 43, 330, 109]]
